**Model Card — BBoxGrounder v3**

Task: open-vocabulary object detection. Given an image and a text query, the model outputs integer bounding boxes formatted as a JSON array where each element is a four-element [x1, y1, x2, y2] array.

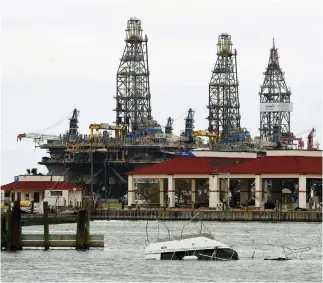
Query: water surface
[[1, 221, 322, 282]]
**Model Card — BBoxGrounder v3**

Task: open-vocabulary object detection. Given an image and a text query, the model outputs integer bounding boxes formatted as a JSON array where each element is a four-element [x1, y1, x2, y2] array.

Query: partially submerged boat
[[144, 214, 238, 260]]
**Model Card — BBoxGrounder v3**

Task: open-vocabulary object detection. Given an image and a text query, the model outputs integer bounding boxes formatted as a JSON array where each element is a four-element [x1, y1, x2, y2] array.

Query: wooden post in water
[[1, 214, 6, 249], [83, 197, 92, 249], [5, 204, 12, 250], [11, 201, 22, 250], [31, 201, 34, 214], [75, 209, 86, 249], [43, 202, 49, 250]]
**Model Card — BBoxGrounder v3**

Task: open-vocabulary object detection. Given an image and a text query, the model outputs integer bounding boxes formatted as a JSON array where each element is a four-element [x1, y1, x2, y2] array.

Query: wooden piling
[[31, 201, 34, 214], [83, 198, 91, 249], [5, 204, 12, 250], [75, 209, 86, 249], [43, 202, 49, 250], [1, 214, 6, 249], [11, 201, 22, 250]]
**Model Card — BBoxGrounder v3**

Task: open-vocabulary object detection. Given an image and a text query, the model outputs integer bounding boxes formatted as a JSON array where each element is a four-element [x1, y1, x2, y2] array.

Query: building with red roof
[[1, 175, 83, 210], [126, 154, 322, 210]]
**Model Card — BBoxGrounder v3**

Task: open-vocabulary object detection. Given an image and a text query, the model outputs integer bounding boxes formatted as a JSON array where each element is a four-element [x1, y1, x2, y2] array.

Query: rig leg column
[[263, 180, 268, 204], [159, 179, 165, 207], [240, 179, 249, 206], [127, 175, 136, 207], [298, 175, 307, 209], [167, 176, 175, 208], [191, 179, 196, 204], [255, 175, 262, 208], [209, 175, 220, 209]]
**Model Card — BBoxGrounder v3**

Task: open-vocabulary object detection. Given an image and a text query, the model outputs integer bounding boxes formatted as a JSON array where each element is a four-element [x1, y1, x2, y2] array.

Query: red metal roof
[[1, 181, 83, 191], [218, 156, 322, 175], [126, 156, 322, 176], [126, 157, 251, 175]]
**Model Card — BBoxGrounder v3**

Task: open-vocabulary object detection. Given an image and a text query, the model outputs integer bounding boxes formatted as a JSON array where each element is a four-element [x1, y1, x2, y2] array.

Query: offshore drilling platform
[[17, 18, 319, 198]]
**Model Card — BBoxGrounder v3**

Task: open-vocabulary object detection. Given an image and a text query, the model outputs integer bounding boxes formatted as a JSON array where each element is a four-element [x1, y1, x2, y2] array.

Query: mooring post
[[31, 201, 34, 214], [1, 213, 6, 249], [75, 209, 86, 249], [5, 204, 12, 251], [43, 202, 49, 250], [11, 201, 22, 251], [83, 197, 92, 249]]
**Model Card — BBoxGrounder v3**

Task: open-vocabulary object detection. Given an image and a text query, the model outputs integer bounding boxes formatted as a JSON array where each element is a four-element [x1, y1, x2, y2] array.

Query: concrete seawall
[[20, 210, 322, 226], [91, 209, 322, 222]]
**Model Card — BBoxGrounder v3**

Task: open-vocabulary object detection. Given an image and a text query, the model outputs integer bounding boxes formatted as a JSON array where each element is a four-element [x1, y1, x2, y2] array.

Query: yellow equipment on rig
[[89, 123, 126, 138], [192, 130, 218, 144]]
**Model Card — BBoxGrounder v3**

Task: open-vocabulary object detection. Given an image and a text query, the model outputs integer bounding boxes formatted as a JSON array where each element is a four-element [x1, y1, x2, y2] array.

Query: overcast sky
[[1, 0, 322, 184]]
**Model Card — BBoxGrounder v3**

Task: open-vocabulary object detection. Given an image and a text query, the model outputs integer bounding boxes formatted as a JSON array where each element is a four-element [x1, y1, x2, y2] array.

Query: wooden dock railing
[[1, 198, 104, 251]]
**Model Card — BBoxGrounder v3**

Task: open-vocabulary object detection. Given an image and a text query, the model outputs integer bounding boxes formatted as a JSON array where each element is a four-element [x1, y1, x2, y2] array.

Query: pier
[[1, 199, 104, 250]]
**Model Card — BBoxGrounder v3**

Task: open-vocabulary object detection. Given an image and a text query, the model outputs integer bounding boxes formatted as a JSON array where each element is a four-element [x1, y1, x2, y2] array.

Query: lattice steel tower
[[207, 33, 241, 138], [259, 39, 292, 141], [115, 17, 152, 133]]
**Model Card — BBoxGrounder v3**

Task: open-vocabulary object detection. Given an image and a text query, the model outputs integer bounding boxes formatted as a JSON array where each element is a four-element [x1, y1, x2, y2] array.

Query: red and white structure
[[1, 175, 83, 209], [126, 151, 322, 209]]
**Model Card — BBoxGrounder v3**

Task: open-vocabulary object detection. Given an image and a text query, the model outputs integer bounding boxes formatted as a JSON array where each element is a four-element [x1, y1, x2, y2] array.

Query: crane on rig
[[17, 132, 61, 147]]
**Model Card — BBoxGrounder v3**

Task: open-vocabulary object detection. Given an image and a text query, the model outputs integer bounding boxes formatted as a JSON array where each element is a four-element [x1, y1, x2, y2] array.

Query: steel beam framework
[[259, 39, 292, 141], [207, 33, 241, 138], [115, 17, 152, 133]]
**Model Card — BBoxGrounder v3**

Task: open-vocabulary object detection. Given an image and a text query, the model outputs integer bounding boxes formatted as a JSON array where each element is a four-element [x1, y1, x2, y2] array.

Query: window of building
[[51, 191, 63, 197], [4, 192, 10, 198], [25, 193, 29, 200]]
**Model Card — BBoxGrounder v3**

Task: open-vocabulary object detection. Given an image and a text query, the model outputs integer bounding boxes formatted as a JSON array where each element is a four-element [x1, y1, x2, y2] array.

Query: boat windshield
[[146, 213, 215, 245]]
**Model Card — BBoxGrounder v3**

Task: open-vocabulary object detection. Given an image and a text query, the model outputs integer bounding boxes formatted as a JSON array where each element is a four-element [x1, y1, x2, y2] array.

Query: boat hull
[[144, 236, 238, 260]]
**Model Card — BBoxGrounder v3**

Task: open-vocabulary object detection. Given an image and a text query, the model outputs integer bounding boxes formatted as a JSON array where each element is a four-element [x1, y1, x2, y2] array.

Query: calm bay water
[[1, 221, 322, 282]]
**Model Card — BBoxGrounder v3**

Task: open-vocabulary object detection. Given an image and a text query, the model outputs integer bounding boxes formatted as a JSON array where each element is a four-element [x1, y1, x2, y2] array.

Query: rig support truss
[[207, 33, 241, 139], [259, 39, 293, 142], [115, 17, 152, 133]]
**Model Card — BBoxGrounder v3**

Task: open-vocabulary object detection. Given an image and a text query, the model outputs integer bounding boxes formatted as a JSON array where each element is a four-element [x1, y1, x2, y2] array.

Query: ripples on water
[[1, 221, 322, 282]]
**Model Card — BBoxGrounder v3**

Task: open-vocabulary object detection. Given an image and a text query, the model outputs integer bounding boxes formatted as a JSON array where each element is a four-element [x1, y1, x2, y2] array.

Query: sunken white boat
[[144, 214, 238, 261]]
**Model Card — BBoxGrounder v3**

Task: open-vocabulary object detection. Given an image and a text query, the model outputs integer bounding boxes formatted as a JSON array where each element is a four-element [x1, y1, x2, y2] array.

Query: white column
[[159, 178, 165, 207], [298, 175, 307, 209], [168, 175, 175, 208], [191, 179, 196, 203], [255, 175, 262, 208], [127, 175, 135, 206], [240, 179, 249, 205], [220, 179, 227, 202], [264, 180, 268, 203], [209, 175, 220, 208]]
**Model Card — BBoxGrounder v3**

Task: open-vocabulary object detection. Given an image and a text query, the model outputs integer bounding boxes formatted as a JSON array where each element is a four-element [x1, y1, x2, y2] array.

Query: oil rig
[[17, 18, 319, 198]]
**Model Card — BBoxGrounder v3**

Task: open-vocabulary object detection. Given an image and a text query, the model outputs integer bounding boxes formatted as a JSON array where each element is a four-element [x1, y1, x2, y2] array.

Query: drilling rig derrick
[[259, 39, 293, 143], [207, 33, 241, 140], [115, 17, 152, 134]]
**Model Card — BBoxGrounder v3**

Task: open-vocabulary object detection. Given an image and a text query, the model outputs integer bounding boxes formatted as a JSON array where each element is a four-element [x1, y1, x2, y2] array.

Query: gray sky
[[1, 0, 322, 185]]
